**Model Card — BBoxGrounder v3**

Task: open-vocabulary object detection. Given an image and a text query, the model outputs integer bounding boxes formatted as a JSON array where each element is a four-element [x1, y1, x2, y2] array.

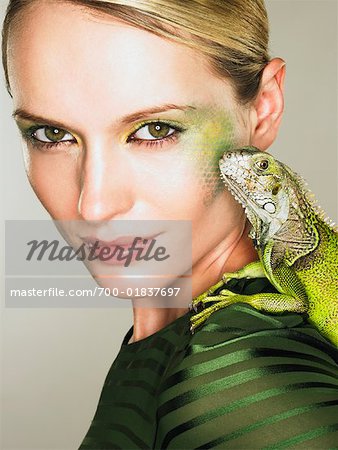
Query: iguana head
[[219, 146, 290, 245]]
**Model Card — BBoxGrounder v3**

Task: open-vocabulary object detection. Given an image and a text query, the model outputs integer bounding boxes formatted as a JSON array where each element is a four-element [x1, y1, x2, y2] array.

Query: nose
[[78, 138, 134, 221]]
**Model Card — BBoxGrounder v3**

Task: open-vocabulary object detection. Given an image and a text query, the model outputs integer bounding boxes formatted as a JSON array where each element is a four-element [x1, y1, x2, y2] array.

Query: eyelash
[[23, 121, 185, 151], [23, 126, 75, 151]]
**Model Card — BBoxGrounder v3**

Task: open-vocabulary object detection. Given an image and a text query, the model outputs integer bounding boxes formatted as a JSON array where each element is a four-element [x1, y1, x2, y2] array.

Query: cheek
[[184, 119, 237, 207], [24, 148, 80, 219], [148, 153, 230, 229]]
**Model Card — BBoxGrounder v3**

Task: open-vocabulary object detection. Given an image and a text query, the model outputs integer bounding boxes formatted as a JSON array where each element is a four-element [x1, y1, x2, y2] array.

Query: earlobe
[[251, 58, 286, 150]]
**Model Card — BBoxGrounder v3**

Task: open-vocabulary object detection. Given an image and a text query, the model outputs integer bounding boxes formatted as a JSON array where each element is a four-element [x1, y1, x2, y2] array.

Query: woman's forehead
[[7, 1, 237, 129]]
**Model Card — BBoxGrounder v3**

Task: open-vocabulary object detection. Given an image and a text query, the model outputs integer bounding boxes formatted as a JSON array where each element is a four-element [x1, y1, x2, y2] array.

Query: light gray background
[[1, 1, 337, 449]]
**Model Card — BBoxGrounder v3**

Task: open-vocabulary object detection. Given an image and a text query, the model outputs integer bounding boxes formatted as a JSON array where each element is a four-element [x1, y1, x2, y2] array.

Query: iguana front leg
[[190, 289, 308, 333], [189, 261, 266, 313], [221, 260, 266, 281]]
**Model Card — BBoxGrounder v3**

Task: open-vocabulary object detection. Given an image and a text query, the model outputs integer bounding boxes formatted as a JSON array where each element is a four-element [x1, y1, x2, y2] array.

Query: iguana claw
[[189, 300, 204, 313], [188, 301, 196, 312]]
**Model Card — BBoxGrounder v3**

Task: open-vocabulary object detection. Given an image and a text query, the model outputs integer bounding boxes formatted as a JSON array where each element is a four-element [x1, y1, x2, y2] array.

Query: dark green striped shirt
[[79, 278, 338, 449]]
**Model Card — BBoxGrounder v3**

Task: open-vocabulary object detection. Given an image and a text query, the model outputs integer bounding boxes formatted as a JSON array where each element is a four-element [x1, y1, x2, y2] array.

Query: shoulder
[[155, 304, 338, 449]]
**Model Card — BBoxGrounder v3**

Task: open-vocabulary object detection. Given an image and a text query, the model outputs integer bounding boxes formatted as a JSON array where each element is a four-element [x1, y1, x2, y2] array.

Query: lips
[[79, 233, 162, 266], [81, 233, 161, 249]]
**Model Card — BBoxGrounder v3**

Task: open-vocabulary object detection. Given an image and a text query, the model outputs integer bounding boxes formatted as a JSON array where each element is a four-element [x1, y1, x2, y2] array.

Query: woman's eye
[[129, 122, 176, 141], [32, 126, 74, 143]]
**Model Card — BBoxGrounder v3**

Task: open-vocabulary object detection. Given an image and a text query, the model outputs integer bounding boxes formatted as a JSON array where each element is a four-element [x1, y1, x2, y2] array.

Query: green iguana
[[189, 146, 338, 346]]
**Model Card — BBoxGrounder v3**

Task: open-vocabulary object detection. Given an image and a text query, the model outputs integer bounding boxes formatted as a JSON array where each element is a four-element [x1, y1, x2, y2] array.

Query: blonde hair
[[2, 0, 270, 104]]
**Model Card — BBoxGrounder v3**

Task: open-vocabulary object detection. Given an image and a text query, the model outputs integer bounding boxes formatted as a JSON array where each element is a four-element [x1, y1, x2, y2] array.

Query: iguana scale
[[189, 146, 338, 346]]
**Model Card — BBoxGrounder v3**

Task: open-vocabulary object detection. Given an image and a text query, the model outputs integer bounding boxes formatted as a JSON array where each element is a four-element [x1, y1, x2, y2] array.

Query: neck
[[129, 217, 258, 344]]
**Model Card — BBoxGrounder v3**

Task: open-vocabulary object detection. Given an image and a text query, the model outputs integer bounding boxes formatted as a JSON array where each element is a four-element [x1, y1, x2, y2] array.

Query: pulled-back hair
[[2, 0, 270, 104]]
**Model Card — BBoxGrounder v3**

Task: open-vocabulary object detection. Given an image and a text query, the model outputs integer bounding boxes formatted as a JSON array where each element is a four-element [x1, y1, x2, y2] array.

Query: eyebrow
[[121, 104, 196, 124], [12, 104, 196, 130]]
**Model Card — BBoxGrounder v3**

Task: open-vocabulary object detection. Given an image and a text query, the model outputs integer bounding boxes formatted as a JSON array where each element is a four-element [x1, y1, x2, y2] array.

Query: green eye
[[148, 123, 170, 139], [131, 122, 175, 141], [32, 126, 73, 143], [44, 127, 67, 142]]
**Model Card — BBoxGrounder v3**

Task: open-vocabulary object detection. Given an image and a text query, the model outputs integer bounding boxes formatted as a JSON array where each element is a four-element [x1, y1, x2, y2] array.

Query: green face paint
[[179, 107, 238, 206]]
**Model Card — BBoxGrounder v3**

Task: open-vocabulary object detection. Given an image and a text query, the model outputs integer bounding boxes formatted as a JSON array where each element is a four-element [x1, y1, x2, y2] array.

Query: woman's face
[[7, 1, 252, 281]]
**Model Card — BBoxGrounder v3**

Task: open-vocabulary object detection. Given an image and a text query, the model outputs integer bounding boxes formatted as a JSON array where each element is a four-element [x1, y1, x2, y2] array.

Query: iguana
[[189, 146, 338, 346]]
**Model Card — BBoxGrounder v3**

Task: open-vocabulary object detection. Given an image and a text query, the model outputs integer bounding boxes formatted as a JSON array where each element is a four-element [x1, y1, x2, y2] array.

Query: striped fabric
[[78, 278, 338, 449]]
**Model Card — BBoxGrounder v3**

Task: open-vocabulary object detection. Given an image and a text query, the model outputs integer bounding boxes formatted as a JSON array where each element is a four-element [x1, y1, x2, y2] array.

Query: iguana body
[[190, 147, 338, 346]]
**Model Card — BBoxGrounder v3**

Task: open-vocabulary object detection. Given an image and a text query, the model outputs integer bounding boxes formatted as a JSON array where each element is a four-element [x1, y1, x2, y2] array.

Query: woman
[[2, 0, 338, 448]]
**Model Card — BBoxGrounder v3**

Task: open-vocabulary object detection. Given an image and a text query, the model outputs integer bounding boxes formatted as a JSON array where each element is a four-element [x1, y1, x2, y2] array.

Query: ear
[[250, 58, 286, 150]]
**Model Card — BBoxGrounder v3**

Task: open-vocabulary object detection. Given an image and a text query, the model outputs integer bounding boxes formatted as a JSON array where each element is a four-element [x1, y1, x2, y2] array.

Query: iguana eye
[[256, 159, 269, 170]]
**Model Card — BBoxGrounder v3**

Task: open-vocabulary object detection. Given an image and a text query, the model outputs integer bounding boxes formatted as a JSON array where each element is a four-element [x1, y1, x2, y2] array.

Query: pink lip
[[80, 233, 163, 266], [81, 234, 160, 247]]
